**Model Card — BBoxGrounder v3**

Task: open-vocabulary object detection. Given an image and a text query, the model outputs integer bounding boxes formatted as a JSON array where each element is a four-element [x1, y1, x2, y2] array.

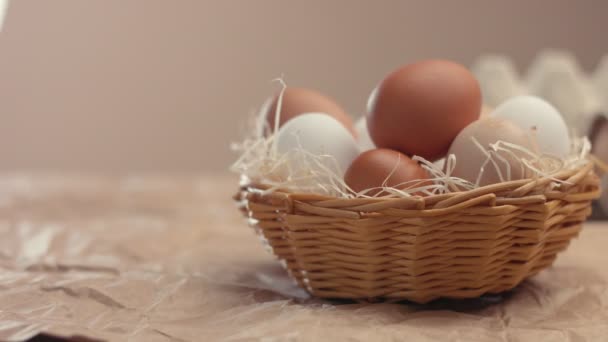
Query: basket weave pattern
[[236, 162, 600, 303]]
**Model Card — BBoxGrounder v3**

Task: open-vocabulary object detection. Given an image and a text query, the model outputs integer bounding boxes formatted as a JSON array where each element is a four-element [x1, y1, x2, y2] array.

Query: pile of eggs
[[259, 59, 571, 196]]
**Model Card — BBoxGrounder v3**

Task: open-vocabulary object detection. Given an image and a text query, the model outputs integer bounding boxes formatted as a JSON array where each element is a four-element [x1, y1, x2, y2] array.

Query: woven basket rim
[[239, 160, 599, 212]]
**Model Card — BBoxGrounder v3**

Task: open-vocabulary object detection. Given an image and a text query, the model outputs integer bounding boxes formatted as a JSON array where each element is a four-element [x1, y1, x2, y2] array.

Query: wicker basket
[[235, 161, 601, 303]]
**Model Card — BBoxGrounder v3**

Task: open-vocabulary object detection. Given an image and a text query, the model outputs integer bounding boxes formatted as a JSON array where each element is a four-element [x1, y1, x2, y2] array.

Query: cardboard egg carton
[[471, 50, 607, 137]]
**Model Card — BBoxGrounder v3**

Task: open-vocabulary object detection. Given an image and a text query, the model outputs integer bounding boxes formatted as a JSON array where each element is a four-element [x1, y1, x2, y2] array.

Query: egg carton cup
[[472, 50, 608, 137], [235, 161, 600, 303]]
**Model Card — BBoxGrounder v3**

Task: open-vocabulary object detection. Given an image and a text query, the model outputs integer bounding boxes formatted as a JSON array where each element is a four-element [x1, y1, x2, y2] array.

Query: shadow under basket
[[234, 162, 601, 303]]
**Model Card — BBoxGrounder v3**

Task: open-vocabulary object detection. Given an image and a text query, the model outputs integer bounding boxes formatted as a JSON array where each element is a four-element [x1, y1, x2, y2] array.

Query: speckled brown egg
[[344, 148, 429, 196], [261, 87, 356, 136], [368, 60, 482, 161], [447, 117, 539, 186]]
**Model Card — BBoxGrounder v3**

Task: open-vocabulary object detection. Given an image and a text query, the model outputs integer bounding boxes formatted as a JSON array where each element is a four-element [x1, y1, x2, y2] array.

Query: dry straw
[[232, 81, 602, 302]]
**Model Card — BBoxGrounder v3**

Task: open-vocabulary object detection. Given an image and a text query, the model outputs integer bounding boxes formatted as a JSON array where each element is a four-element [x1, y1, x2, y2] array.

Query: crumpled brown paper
[[0, 175, 607, 341]]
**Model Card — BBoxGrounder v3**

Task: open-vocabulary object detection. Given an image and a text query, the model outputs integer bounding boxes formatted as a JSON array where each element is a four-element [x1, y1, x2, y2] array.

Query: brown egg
[[261, 87, 356, 136], [368, 60, 481, 161], [447, 117, 539, 186], [344, 148, 429, 196]]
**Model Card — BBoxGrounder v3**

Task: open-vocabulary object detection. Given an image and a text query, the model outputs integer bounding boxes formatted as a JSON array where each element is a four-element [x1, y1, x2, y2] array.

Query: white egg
[[490, 95, 571, 158], [355, 117, 375, 151], [275, 113, 360, 177]]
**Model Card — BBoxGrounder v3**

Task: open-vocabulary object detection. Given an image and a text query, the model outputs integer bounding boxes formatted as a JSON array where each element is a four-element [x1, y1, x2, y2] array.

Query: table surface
[[0, 175, 607, 342]]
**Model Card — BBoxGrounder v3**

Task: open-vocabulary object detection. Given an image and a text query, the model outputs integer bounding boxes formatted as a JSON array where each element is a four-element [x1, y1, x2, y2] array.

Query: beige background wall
[[0, 0, 606, 174]]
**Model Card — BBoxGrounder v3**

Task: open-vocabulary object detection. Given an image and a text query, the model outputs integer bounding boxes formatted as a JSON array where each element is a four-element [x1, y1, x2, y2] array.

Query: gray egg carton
[[471, 50, 607, 138]]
